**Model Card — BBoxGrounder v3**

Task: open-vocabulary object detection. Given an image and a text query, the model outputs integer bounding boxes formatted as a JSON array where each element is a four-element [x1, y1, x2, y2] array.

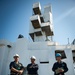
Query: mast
[[29, 2, 54, 42]]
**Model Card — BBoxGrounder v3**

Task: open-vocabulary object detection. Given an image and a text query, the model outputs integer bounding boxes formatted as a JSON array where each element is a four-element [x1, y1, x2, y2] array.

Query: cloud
[[54, 7, 75, 23]]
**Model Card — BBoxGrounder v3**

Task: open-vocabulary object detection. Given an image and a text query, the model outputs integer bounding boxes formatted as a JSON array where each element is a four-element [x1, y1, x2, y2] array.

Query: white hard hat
[[30, 56, 36, 60], [13, 54, 19, 58]]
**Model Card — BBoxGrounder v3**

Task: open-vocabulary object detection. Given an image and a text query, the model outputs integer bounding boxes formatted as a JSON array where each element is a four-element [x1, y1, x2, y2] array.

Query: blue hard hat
[[56, 53, 61, 57]]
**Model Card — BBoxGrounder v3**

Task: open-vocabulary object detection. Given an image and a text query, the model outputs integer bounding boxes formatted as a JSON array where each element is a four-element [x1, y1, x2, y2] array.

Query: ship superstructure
[[0, 2, 75, 75]]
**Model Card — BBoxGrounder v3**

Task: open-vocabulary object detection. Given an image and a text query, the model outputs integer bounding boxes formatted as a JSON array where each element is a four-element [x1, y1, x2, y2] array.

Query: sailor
[[9, 54, 24, 75], [52, 53, 68, 75], [27, 56, 38, 75]]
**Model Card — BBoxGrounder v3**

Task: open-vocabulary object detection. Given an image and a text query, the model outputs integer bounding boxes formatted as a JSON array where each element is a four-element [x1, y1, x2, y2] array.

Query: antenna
[[67, 38, 70, 44]]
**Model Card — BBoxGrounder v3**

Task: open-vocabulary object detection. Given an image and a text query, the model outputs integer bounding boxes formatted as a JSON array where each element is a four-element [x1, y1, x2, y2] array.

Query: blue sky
[[0, 0, 75, 45]]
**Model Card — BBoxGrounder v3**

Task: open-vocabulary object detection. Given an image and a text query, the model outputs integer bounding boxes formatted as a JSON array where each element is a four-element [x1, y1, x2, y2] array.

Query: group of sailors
[[9, 53, 68, 75]]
